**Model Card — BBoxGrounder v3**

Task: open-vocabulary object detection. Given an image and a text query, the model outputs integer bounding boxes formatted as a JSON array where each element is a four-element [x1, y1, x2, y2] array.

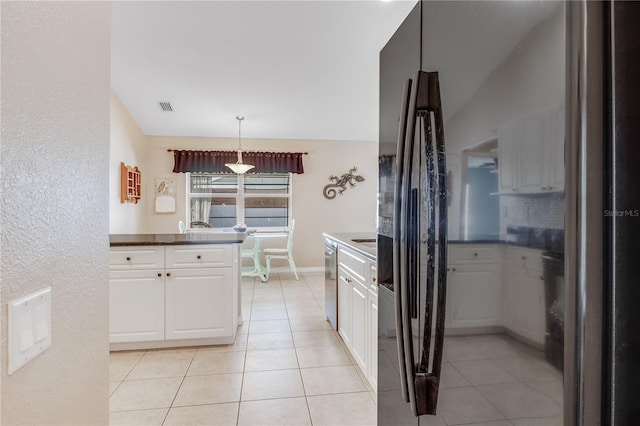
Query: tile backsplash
[[500, 192, 565, 235]]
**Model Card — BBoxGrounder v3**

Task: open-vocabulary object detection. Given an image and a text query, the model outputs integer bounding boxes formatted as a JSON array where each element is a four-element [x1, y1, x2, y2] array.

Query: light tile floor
[[110, 271, 563, 426], [110, 272, 376, 426], [435, 334, 564, 426]]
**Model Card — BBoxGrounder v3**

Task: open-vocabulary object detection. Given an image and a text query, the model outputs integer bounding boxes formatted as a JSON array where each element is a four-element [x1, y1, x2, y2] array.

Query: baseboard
[[445, 325, 505, 336], [268, 266, 324, 273]]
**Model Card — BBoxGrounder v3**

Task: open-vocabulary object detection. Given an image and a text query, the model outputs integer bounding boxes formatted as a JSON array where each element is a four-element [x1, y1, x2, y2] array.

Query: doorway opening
[[460, 139, 499, 240]]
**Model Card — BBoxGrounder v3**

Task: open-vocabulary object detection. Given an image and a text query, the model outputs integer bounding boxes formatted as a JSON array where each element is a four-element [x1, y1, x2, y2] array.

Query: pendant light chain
[[237, 115, 244, 151]]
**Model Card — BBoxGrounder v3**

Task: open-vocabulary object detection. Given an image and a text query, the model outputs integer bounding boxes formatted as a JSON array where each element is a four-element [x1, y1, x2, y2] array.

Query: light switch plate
[[8, 287, 52, 375]]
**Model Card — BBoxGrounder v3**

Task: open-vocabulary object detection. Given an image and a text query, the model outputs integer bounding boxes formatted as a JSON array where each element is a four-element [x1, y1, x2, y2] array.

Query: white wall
[[110, 92, 149, 234], [1, 2, 110, 424], [445, 5, 565, 238], [143, 135, 378, 267]]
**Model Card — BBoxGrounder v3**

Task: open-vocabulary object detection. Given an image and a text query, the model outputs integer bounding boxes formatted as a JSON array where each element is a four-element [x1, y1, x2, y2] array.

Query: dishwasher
[[324, 237, 338, 330]]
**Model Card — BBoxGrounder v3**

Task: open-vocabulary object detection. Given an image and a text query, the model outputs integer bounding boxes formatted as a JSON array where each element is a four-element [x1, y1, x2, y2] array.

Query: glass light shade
[[226, 162, 255, 174]]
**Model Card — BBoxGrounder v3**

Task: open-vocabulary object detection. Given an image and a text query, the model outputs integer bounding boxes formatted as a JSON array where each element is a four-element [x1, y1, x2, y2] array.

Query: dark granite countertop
[[323, 232, 376, 261], [324, 227, 564, 260], [110, 233, 247, 247]]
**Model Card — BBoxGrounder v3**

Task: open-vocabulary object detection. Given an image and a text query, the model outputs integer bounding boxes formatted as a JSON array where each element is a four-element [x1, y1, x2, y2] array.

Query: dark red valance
[[172, 150, 305, 174]]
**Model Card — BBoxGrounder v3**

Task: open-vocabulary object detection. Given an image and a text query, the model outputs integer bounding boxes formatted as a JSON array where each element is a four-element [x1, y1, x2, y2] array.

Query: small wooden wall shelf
[[121, 162, 141, 204]]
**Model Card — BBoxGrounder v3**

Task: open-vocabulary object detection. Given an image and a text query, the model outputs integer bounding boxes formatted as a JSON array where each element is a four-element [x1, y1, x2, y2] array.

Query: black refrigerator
[[377, 1, 640, 425]]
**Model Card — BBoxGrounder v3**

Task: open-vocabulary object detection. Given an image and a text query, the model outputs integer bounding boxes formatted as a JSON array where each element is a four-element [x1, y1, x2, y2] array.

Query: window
[[187, 173, 292, 230]]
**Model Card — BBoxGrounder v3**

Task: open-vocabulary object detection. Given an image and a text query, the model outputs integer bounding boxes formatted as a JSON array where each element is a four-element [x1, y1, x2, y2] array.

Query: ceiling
[[111, 0, 417, 142], [111, 1, 558, 143]]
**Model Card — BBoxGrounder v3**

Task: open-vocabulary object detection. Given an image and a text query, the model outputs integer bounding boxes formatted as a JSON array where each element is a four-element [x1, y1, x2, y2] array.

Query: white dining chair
[[264, 219, 299, 280], [241, 238, 265, 281]]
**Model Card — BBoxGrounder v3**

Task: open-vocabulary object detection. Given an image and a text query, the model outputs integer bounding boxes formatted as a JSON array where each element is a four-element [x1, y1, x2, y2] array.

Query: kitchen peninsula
[[109, 233, 246, 351]]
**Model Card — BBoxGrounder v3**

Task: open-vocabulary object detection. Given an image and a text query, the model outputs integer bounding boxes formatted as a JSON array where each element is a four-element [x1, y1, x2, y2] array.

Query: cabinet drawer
[[448, 245, 498, 264], [166, 245, 233, 268], [503, 246, 542, 271], [338, 246, 367, 282], [110, 247, 164, 270]]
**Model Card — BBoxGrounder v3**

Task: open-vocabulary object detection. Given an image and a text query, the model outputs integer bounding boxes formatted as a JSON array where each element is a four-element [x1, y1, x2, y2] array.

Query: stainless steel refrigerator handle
[[432, 71, 448, 408], [393, 77, 412, 404], [412, 71, 449, 416], [400, 70, 420, 416]]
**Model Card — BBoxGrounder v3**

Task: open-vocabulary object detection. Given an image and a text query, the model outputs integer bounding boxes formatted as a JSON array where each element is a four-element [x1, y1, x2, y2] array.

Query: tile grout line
[[444, 339, 561, 423], [237, 275, 258, 425], [294, 273, 316, 425], [160, 348, 198, 426]]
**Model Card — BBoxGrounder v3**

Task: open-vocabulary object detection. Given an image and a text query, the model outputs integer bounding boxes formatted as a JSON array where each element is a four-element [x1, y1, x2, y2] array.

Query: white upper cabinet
[[547, 106, 565, 192], [518, 115, 547, 193], [498, 121, 518, 193], [498, 107, 565, 194]]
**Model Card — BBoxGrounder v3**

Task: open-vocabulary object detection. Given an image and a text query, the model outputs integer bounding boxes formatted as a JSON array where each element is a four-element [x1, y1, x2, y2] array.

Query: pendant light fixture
[[225, 115, 254, 174]]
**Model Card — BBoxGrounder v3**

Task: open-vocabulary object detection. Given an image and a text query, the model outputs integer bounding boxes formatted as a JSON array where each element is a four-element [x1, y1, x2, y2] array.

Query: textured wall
[[1, 2, 110, 424], [110, 91, 148, 234]]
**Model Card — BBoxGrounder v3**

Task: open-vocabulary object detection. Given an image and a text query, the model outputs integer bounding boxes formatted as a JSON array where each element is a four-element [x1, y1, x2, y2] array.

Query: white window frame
[[186, 172, 293, 231]]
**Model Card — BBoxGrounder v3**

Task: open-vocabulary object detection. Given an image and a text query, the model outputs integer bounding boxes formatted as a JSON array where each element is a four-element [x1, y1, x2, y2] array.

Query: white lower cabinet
[[337, 245, 377, 391], [366, 286, 378, 390], [447, 244, 500, 330], [502, 247, 545, 345], [165, 268, 234, 340], [448, 263, 500, 328], [350, 277, 368, 372], [337, 268, 351, 346], [109, 270, 165, 343], [109, 244, 239, 349]]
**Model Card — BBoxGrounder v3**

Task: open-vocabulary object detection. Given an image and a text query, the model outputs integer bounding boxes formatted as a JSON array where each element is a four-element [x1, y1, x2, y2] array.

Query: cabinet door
[[515, 268, 546, 345], [109, 270, 164, 343], [547, 106, 565, 192], [367, 288, 378, 391], [503, 264, 545, 345], [518, 115, 546, 193], [498, 122, 518, 193], [165, 268, 233, 340], [502, 264, 519, 330], [337, 268, 352, 345], [350, 278, 368, 372], [448, 263, 500, 328]]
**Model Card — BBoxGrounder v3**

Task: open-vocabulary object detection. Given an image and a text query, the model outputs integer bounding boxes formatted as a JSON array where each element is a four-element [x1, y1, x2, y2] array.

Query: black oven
[[543, 251, 564, 371]]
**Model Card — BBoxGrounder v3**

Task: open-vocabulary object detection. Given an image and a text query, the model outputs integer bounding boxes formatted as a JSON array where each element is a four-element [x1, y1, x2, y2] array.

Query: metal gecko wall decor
[[323, 167, 365, 199]]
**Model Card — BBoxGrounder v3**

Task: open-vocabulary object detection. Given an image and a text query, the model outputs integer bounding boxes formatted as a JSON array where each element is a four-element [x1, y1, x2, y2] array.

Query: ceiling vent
[[158, 101, 173, 112]]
